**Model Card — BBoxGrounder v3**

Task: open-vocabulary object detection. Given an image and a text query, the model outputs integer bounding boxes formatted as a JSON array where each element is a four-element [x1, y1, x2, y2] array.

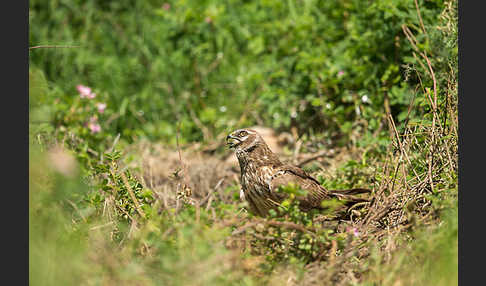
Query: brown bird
[[226, 128, 370, 217]]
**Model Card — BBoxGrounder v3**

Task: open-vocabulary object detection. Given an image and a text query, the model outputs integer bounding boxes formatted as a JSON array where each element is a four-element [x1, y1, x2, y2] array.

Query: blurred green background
[[29, 0, 452, 146]]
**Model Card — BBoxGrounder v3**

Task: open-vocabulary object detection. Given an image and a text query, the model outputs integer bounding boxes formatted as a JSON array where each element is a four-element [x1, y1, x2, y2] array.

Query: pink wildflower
[[76, 84, 96, 99], [88, 122, 101, 134], [337, 70, 344, 77], [346, 227, 360, 237], [205, 17, 212, 23], [97, 103, 107, 113], [77, 85, 91, 98], [162, 3, 170, 10]]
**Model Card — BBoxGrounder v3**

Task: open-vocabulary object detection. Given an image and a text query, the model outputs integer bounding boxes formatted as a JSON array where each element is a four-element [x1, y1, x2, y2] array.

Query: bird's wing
[[268, 164, 331, 209]]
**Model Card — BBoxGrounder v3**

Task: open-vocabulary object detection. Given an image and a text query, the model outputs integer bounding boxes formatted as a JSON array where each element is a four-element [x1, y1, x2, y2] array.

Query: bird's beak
[[226, 134, 241, 148]]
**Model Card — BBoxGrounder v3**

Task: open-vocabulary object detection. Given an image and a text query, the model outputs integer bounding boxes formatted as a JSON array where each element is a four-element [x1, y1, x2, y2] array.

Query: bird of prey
[[226, 128, 370, 217]]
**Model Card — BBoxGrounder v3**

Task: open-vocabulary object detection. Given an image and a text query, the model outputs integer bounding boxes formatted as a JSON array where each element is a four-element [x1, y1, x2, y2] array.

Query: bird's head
[[226, 128, 261, 151]]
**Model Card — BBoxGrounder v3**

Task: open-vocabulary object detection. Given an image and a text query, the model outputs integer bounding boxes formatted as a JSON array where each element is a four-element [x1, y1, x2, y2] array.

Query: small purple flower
[[77, 85, 92, 98], [346, 227, 360, 237], [337, 70, 345, 77], [97, 103, 107, 113], [77, 84, 96, 99], [88, 122, 101, 134]]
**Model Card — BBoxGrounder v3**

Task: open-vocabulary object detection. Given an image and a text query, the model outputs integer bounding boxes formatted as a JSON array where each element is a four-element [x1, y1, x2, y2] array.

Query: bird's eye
[[239, 131, 248, 137]]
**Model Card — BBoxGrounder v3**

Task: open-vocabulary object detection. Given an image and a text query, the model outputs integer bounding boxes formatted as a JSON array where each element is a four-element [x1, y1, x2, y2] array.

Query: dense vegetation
[[29, 0, 457, 285]]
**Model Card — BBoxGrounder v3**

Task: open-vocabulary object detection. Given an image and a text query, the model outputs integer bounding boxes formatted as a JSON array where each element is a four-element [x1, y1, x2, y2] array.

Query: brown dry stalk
[[422, 57, 439, 196], [115, 202, 137, 223], [297, 149, 332, 167], [401, 21, 440, 194], [414, 0, 428, 37], [231, 222, 260, 236], [387, 114, 420, 181], [329, 240, 338, 264], [203, 178, 225, 211], [120, 171, 146, 219], [29, 45, 80, 50], [175, 121, 191, 197]]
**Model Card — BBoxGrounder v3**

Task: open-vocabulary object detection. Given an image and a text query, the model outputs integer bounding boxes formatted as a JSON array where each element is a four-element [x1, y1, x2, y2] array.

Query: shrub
[[29, 0, 447, 145]]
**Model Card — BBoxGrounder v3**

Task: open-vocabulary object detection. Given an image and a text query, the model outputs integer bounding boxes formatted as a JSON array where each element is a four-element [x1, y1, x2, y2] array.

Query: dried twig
[[120, 171, 146, 219], [200, 178, 225, 207], [414, 0, 428, 37], [29, 45, 80, 50], [297, 150, 333, 167]]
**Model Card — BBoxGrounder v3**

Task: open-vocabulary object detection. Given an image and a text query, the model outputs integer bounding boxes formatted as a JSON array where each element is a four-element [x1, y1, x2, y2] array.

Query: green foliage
[[29, 68, 55, 140], [29, 0, 457, 285], [29, 144, 259, 285], [29, 145, 91, 285], [29, 0, 446, 144], [324, 158, 376, 190], [52, 86, 112, 147], [362, 204, 457, 286], [89, 148, 156, 222], [277, 182, 309, 198]]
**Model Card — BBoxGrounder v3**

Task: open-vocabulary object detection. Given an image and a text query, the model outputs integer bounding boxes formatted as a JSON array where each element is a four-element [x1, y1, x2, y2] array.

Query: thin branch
[[29, 45, 80, 50], [297, 150, 333, 167], [120, 171, 146, 219], [414, 0, 428, 37]]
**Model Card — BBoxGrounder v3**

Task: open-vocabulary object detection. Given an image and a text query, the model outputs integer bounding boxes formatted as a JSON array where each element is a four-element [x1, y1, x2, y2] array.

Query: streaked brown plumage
[[226, 128, 370, 217]]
